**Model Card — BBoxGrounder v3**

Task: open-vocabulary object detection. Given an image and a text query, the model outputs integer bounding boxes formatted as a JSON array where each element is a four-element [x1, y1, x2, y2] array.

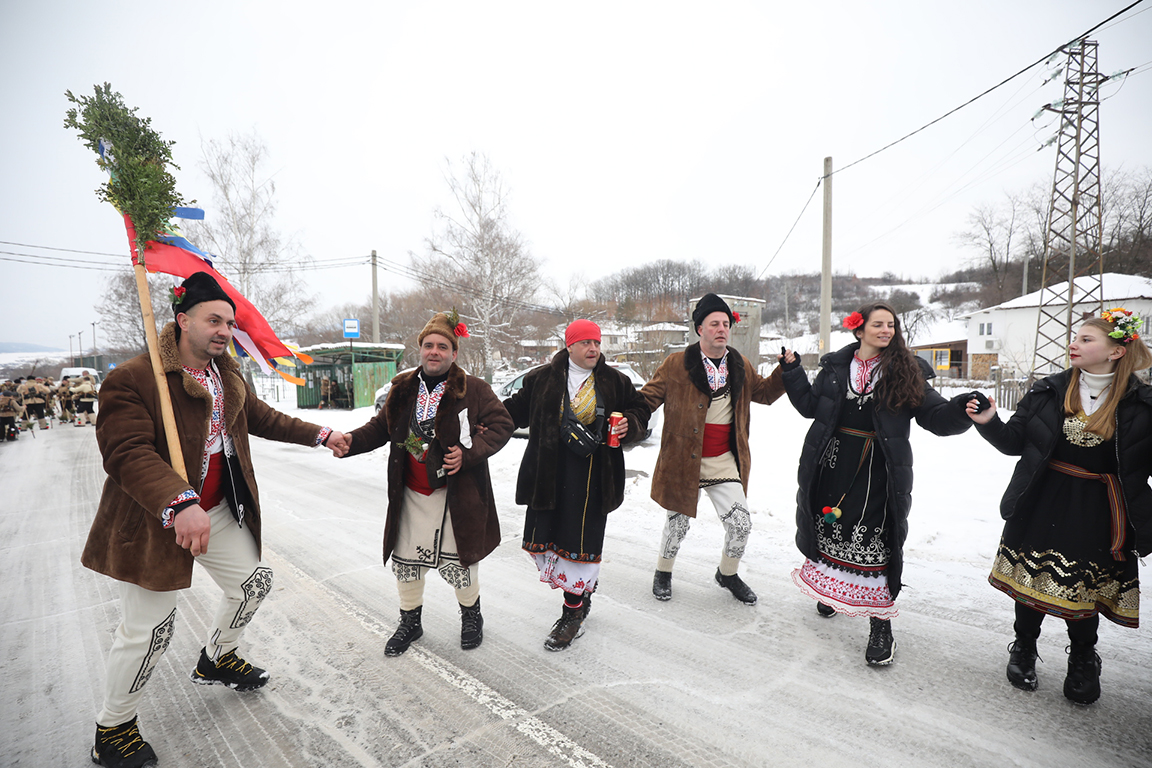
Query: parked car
[[498, 361, 659, 441], [374, 367, 415, 413]]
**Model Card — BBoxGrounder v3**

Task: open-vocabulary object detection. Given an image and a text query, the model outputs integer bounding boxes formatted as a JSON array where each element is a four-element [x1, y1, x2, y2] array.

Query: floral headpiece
[[169, 285, 186, 304], [841, 312, 864, 330], [732, 311, 741, 324], [1101, 307, 1141, 343]]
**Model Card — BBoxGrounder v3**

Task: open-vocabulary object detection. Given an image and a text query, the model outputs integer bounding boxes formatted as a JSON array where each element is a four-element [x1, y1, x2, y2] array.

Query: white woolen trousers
[[656, 482, 753, 576], [97, 499, 272, 727]]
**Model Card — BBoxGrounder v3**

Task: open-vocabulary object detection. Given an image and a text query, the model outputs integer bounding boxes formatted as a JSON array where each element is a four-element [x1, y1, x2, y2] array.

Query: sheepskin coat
[[503, 350, 651, 513], [782, 343, 972, 598], [641, 343, 786, 516], [345, 363, 513, 568], [82, 322, 325, 591]]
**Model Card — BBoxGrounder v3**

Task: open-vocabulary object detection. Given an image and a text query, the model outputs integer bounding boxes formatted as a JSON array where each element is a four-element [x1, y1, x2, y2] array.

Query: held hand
[[174, 504, 211, 556], [965, 396, 997, 424], [443, 445, 464, 475], [778, 346, 800, 370], [327, 431, 351, 457]]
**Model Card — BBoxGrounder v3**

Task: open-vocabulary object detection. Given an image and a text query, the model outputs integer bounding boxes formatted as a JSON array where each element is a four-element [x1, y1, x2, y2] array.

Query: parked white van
[[59, 367, 101, 385]]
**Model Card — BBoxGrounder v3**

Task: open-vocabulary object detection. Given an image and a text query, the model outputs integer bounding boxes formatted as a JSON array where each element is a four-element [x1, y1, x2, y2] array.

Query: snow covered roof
[[961, 273, 1152, 316], [908, 319, 968, 347], [639, 323, 688, 332]]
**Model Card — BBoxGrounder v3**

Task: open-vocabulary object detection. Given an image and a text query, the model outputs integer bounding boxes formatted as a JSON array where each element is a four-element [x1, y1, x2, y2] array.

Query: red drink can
[[607, 412, 624, 447]]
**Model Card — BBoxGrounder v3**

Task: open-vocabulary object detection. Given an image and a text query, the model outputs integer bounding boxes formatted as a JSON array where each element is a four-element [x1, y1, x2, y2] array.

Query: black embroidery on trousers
[[230, 567, 273, 629], [438, 562, 472, 589], [129, 608, 176, 694]]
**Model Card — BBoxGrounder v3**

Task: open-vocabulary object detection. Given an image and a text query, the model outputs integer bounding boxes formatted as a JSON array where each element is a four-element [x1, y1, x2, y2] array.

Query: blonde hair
[[1062, 317, 1152, 440]]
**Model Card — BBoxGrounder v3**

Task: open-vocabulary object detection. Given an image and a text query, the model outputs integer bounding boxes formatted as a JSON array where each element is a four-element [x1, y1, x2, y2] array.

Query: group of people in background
[[0, 372, 98, 440], [79, 271, 1151, 768]]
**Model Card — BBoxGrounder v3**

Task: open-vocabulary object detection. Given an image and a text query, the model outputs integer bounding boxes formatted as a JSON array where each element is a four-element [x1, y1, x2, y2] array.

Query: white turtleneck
[[568, 358, 594, 399], [1079, 370, 1115, 415]]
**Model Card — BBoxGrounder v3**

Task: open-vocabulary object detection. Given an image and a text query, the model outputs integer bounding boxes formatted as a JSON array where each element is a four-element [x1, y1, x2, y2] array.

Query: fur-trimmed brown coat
[[82, 322, 326, 591], [503, 351, 651, 513], [641, 343, 786, 516], [345, 363, 513, 568]]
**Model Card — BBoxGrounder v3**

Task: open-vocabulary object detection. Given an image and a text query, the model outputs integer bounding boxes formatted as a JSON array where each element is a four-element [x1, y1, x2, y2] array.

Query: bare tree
[[954, 194, 1022, 304], [418, 152, 542, 379], [182, 131, 315, 333], [95, 269, 174, 354]]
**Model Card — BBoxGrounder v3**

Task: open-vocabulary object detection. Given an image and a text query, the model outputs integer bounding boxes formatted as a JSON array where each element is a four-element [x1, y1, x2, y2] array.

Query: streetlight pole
[[69, 335, 76, 367], [78, 331, 85, 368], [91, 321, 99, 365]]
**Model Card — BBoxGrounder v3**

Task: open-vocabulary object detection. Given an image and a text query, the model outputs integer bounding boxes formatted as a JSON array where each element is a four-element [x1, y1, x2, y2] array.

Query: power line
[[755, 181, 822, 281], [827, 0, 1149, 180]]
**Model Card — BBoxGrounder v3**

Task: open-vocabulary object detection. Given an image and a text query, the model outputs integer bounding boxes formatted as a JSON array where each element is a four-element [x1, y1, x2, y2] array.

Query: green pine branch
[[64, 82, 192, 263]]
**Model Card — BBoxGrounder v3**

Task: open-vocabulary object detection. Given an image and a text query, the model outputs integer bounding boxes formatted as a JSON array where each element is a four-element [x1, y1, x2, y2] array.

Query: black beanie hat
[[173, 272, 236, 316], [692, 293, 733, 329]]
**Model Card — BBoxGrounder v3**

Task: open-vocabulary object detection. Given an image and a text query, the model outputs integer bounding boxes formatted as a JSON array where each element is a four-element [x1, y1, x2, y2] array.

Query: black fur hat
[[692, 293, 733, 329], [173, 272, 236, 315]]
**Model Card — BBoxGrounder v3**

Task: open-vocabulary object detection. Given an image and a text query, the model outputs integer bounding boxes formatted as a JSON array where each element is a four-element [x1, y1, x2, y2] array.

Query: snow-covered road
[[3, 399, 1150, 767]]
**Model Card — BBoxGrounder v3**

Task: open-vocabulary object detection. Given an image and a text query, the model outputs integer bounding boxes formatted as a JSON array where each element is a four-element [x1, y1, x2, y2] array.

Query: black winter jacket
[[974, 368, 1152, 557], [782, 343, 972, 598], [503, 351, 650, 513]]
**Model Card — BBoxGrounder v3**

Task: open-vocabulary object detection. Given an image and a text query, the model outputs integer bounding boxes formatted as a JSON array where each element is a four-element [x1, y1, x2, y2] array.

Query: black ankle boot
[[1006, 637, 1039, 691], [865, 617, 896, 666], [386, 606, 423, 657], [460, 597, 483, 650], [652, 570, 672, 601], [1064, 642, 1102, 705]]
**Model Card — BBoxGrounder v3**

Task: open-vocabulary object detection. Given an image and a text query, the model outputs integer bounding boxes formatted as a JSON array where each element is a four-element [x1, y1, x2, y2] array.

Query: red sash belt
[[1048, 459, 1128, 561], [702, 423, 732, 457], [406, 452, 435, 496], [200, 452, 226, 510]]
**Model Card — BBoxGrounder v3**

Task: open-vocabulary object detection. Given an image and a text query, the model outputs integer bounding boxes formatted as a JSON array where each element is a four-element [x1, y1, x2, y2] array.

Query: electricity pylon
[[1031, 38, 1107, 378]]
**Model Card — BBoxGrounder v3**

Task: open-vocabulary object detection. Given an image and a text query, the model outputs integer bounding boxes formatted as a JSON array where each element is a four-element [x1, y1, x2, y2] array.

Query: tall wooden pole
[[133, 262, 187, 481], [819, 156, 833, 355]]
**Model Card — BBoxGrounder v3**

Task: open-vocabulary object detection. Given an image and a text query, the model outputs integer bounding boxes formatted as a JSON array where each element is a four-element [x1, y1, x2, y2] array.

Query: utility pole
[[78, 331, 85, 366], [1030, 39, 1106, 379], [91, 321, 99, 363], [371, 249, 380, 343], [819, 156, 833, 355], [69, 335, 75, 367]]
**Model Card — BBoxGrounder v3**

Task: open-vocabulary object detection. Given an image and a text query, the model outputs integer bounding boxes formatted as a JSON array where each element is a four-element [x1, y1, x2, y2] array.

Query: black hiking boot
[[1006, 637, 1039, 691], [190, 647, 269, 691], [714, 569, 757, 605], [91, 717, 158, 768], [544, 603, 586, 651], [386, 606, 424, 657], [865, 617, 896, 666], [1063, 643, 1102, 705], [816, 601, 836, 617], [652, 570, 672, 601], [581, 593, 592, 621], [460, 598, 484, 650]]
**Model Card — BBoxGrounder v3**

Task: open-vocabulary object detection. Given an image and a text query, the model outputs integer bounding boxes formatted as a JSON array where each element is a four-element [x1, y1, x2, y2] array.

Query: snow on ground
[[3, 384, 1151, 767]]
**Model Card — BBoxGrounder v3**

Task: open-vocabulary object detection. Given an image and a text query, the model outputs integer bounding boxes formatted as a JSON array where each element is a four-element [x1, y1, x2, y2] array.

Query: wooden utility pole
[[819, 156, 833, 355], [371, 249, 380, 343]]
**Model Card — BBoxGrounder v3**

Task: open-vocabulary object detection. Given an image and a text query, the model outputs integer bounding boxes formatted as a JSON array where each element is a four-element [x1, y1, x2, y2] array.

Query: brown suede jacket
[[641, 343, 785, 516], [344, 363, 513, 568], [82, 322, 325, 591]]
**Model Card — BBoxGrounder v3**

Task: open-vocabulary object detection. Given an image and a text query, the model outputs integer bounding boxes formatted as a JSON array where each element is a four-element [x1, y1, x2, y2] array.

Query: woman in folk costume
[[503, 320, 650, 650], [966, 309, 1152, 704], [779, 302, 972, 665]]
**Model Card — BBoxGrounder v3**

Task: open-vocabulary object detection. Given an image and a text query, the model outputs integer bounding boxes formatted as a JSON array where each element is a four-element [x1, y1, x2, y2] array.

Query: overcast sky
[[3, 1, 1151, 350]]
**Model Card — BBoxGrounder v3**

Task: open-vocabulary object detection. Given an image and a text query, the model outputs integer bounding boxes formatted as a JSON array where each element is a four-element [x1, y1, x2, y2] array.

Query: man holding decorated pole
[[84, 272, 349, 768]]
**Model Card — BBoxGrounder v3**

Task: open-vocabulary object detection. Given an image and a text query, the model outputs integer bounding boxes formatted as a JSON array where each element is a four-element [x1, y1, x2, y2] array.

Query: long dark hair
[[853, 301, 924, 411]]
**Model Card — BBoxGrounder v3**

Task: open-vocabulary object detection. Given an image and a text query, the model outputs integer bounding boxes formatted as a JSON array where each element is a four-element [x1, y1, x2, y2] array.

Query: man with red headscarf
[[504, 320, 650, 650]]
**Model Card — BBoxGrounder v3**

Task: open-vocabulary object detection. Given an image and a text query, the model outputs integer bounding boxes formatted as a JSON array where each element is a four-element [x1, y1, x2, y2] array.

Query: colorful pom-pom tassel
[[822, 506, 842, 523]]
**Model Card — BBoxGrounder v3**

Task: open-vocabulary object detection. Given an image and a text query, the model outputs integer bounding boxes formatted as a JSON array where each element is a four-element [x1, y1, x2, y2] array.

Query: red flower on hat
[[454, 322, 470, 338], [169, 285, 187, 304], [842, 312, 864, 330], [732, 311, 741, 323]]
